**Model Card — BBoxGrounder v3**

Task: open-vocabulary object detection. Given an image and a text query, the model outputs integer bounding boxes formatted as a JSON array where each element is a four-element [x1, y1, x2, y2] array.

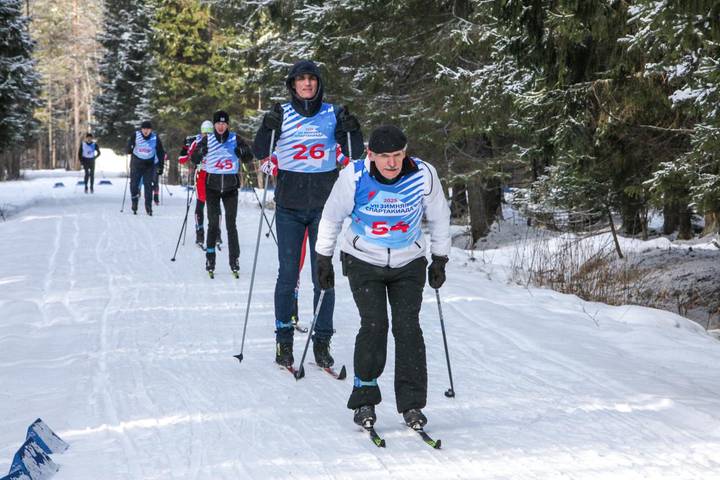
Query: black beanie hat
[[368, 125, 407, 153], [213, 110, 229, 123], [140, 120, 153, 129]]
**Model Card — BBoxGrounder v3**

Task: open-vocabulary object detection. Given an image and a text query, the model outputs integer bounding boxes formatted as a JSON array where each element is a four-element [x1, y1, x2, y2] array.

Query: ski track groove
[[92, 207, 144, 478]]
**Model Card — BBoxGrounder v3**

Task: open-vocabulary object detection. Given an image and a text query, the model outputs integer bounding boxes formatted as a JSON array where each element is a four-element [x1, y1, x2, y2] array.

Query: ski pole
[[265, 209, 277, 239], [290, 227, 309, 331], [171, 170, 195, 261], [294, 289, 326, 380], [235, 129, 276, 364], [242, 164, 277, 245], [435, 289, 455, 398], [120, 155, 130, 212], [0, 205, 6, 221]]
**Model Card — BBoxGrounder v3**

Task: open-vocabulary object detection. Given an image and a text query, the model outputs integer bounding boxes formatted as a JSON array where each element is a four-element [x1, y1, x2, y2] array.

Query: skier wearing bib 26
[[78, 132, 101, 194], [191, 110, 254, 276], [252, 59, 364, 369], [127, 120, 165, 215], [315, 125, 451, 430]]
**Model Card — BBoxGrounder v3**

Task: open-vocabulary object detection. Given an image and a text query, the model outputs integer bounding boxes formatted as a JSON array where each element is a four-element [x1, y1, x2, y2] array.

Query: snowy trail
[[1, 177, 720, 479]]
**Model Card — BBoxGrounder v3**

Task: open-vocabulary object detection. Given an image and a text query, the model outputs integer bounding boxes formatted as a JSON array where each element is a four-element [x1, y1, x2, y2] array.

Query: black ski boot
[[153, 192, 160, 205], [131, 199, 138, 215], [230, 257, 239, 278], [146, 207, 153, 216], [275, 342, 293, 367], [313, 337, 334, 368], [402, 408, 427, 429], [353, 405, 376, 428], [206, 251, 216, 278], [195, 228, 205, 248]]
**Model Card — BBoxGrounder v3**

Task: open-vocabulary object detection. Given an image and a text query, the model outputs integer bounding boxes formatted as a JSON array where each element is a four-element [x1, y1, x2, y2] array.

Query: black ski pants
[[130, 157, 154, 211], [206, 187, 238, 262], [345, 254, 428, 413], [81, 158, 95, 190]]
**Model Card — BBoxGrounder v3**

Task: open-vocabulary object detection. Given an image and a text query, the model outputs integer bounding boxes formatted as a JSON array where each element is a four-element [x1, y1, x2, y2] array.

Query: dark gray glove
[[428, 255, 448, 289], [317, 254, 334, 290], [262, 103, 283, 133], [338, 105, 360, 133]]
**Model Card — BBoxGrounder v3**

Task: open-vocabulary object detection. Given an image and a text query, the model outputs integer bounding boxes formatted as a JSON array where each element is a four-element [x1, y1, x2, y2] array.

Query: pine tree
[[94, 0, 156, 151], [0, 0, 41, 179]]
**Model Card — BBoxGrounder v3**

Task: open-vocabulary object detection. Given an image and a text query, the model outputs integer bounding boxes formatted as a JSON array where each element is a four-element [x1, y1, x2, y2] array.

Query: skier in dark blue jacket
[[127, 120, 165, 215]]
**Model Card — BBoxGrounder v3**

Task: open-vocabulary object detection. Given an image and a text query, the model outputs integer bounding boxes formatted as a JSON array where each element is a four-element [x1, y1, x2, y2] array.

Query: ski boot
[[402, 408, 427, 430], [84, 185, 88, 194], [275, 342, 294, 368], [206, 250, 216, 278], [313, 337, 334, 368], [90, 186, 94, 194], [230, 257, 239, 279], [153, 192, 160, 205], [131, 199, 138, 215], [195, 228, 205, 249], [146, 207, 153, 216], [353, 405, 377, 428]]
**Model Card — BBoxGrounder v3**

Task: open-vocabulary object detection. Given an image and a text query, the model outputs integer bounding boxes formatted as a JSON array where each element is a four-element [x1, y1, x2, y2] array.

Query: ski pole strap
[[354, 376, 378, 388], [275, 320, 293, 329]]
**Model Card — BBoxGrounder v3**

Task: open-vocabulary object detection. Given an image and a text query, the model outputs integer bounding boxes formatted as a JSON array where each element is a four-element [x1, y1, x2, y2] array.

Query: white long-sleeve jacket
[[316, 157, 451, 268]]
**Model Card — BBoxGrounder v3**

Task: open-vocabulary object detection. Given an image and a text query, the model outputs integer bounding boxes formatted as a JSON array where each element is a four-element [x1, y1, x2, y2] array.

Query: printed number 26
[[292, 144, 325, 160]]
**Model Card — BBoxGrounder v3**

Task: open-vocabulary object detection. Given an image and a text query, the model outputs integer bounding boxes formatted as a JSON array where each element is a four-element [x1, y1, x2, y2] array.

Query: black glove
[[238, 142, 254, 163], [317, 254, 334, 290], [428, 255, 448, 289], [262, 103, 283, 133], [338, 106, 360, 133]]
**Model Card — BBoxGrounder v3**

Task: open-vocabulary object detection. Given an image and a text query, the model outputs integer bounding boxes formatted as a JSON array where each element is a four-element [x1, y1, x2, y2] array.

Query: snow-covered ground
[[1, 174, 720, 479]]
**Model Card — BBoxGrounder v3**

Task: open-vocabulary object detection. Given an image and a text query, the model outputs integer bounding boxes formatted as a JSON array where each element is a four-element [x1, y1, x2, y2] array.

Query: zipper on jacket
[[386, 248, 391, 267]]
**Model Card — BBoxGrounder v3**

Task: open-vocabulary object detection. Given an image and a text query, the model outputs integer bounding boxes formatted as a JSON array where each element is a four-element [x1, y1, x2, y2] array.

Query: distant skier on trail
[[191, 110, 254, 277], [315, 125, 451, 433], [253, 59, 364, 370], [127, 120, 165, 215], [78, 132, 101, 194]]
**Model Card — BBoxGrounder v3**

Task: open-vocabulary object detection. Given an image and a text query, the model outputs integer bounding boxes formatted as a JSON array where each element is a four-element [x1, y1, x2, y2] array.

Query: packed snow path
[[1, 176, 720, 479]]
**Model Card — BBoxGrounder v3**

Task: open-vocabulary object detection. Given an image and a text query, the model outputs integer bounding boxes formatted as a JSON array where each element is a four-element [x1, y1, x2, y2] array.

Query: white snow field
[[1, 174, 720, 480]]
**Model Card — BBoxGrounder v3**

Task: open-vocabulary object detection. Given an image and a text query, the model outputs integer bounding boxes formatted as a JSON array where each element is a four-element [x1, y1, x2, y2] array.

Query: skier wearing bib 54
[[191, 110, 254, 277], [253, 59, 364, 370], [315, 125, 451, 430]]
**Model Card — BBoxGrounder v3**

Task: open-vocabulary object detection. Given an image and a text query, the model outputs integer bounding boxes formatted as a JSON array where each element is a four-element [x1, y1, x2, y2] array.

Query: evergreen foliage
[[0, 0, 41, 178], [94, 0, 156, 151]]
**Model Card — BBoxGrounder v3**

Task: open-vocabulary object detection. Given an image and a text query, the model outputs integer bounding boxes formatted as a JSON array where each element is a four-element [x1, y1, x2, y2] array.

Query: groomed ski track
[[1, 176, 719, 479]]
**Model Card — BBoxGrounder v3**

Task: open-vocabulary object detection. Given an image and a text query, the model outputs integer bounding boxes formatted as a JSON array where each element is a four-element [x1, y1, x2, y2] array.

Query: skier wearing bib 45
[[127, 120, 166, 215], [253, 59, 364, 369], [315, 125, 451, 431], [191, 110, 254, 277]]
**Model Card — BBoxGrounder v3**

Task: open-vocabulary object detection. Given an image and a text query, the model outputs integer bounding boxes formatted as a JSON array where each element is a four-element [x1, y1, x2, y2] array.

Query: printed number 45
[[371, 221, 409, 235], [213, 159, 233, 170], [293, 144, 325, 160]]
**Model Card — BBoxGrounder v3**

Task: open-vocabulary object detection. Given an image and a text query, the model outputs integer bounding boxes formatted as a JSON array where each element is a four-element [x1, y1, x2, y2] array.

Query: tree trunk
[[678, 206, 693, 240], [467, 176, 501, 243], [450, 182, 468, 220], [72, 0, 80, 170], [662, 203, 679, 235], [704, 211, 720, 235], [607, 208, 624, 259]]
